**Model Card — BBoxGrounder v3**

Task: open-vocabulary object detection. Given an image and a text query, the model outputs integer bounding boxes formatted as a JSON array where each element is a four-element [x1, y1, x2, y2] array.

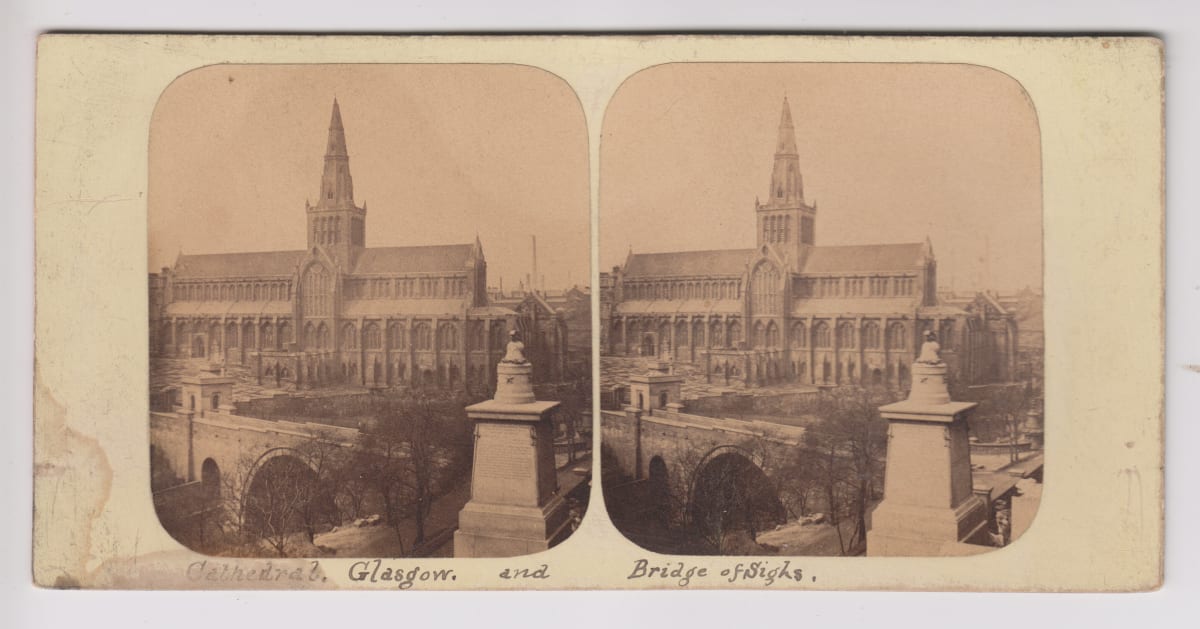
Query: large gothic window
[[343, 323, 358, 350], [767, 321, 780, 348], [751, 263, 781, 313], [301, 263, 332, 317], [317, 322, 331, 350], [710, 320, 724, 347], [278, 321, 293, 346], [260, 322, 275, 350]]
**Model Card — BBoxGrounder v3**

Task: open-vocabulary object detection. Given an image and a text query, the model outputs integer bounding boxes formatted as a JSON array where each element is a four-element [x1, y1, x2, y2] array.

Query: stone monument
[[454, 331, 570, 557], [867, 331, 992, 555]]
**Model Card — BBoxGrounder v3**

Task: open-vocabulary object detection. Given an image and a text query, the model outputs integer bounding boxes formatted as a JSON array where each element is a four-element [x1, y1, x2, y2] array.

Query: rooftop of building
[[170, 243, 478, 280], [619, 242, 929, 280]]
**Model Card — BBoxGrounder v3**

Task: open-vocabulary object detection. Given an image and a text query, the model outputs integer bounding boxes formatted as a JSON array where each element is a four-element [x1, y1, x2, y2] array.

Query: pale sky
[[148, 64, 590, 291], [599, 63, 1043, 293]]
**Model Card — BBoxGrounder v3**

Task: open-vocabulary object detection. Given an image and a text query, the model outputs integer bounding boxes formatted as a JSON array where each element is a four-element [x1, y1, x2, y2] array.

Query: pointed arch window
[[439, 323, 459, 350], [389, 323, 406, 349], [863, 321, 881, 349], [814, 321, 831, 348], [792, 322, 807, 348], [414, 323, 432, 351], [887, 322, 908, 350], [837, 321, 856, 349], [363, 323, 381, 350]]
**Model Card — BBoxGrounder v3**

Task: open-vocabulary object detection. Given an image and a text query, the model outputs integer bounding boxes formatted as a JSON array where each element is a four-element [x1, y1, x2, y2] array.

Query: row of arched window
[[325, 320, 496, 352], [621, 319, 744, 349], [343, 276, 467, 300], [172, 320, 294, 351], [752, 320, 782, 348], [169, 317, 524, 355], [791, 320, 953, 351], [794, 274, 918, 299], [174, 281, 290, 302], [626, 279, 741, 301], [613, 317, 956, 352]]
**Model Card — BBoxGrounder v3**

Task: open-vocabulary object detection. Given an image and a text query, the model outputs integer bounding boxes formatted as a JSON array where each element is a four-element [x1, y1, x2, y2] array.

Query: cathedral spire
[[325, 98, 348, 157], [776, 96, 798, 156], [318, 98, 354, 209], [767, 95, 804, 206], [309, 98, 367, 260]]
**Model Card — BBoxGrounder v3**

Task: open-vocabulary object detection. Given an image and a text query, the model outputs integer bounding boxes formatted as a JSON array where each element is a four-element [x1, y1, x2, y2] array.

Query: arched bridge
[[601, 402, 806, 552], [150, 376, 360, 545]]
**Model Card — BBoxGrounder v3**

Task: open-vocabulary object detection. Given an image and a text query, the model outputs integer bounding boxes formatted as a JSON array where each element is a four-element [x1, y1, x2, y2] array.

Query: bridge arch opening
[[688, 449, 785, 554], [647, 455, 670, 529], [243, 450, 329, 549], [201, 457, 220, 500]]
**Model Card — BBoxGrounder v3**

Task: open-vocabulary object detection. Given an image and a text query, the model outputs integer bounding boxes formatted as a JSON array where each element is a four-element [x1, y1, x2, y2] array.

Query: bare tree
[[355, 391, 474, 553], [242, 455, 319, 557], [801, 385, 894, 555], [978, 382, 1034, 463]]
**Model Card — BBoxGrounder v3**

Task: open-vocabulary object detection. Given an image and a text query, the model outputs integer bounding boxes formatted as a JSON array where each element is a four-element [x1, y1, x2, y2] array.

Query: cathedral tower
[[307, 98, 367, 266], [756, 96, 817, 268]]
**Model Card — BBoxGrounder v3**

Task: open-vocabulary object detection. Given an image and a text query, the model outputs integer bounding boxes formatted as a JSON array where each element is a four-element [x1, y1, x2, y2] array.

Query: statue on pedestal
[[501, 329, 528, 364], [916, 330, 943, 365]]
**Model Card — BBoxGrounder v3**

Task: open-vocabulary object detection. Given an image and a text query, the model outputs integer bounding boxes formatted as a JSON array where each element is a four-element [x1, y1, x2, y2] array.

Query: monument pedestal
[[454, 361, 569, 557], [867, 361, 991, 556]]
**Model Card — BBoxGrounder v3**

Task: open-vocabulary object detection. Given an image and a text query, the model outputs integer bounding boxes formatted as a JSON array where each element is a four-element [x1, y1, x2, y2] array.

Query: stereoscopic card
[[32, 35, 1162, 591]]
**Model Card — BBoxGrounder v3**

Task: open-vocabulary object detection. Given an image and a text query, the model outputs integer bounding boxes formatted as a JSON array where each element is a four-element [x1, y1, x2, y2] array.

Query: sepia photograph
[[599, 63, 1045, 557], [29, 34, 1163, 593], [146, 64, 593, 559]]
